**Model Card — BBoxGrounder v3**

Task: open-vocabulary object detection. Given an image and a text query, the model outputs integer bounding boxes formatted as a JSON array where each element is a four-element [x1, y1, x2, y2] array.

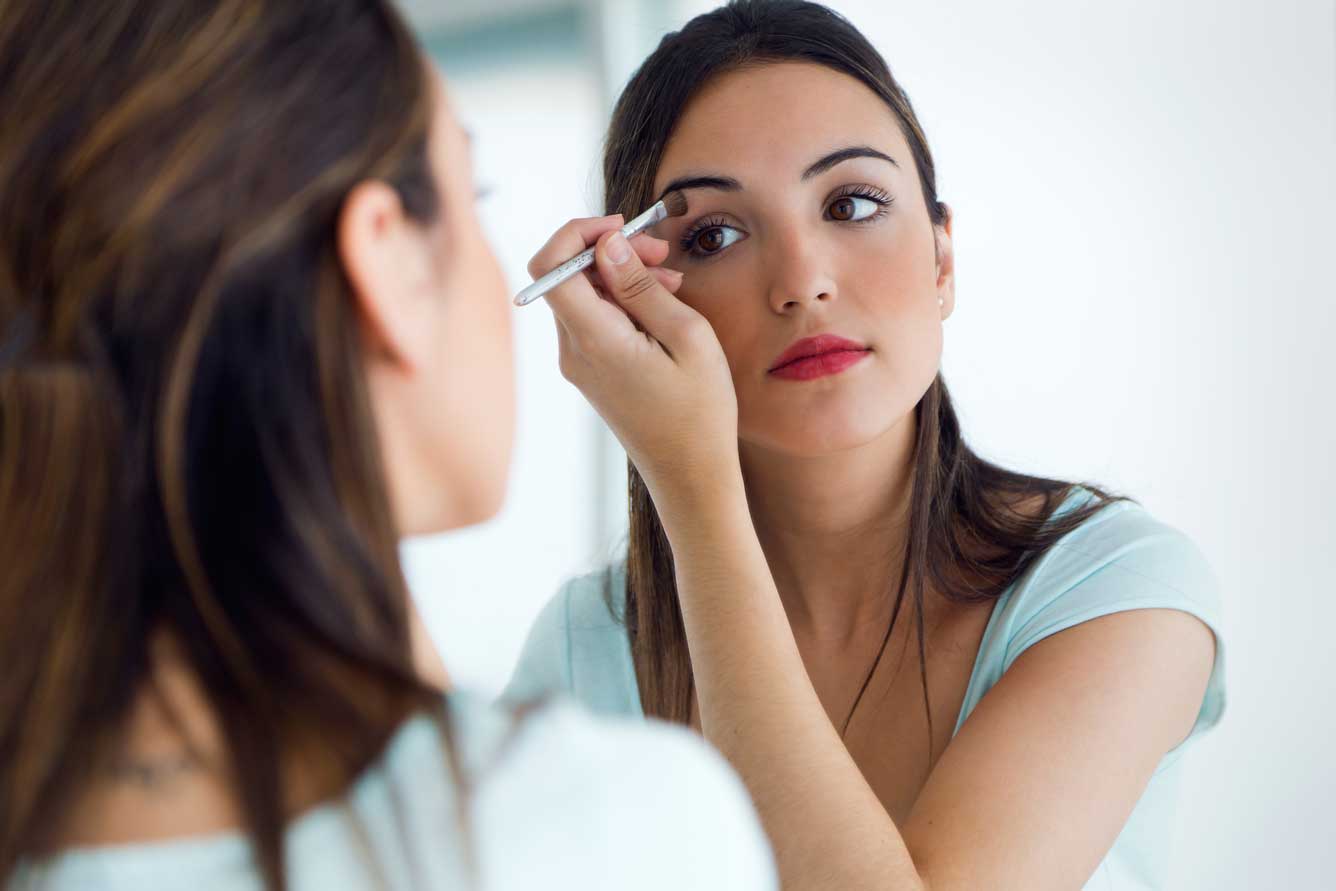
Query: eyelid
[[678, 213, 739, 254], [825, 183, 894, 204], [676, 182, 894, 259], [824, 184, 894, 222]]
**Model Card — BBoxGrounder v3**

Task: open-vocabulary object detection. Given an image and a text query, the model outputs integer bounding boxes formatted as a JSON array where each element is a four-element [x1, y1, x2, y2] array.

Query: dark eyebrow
[[656, 175, 742, 203], [655, 147, 896, 204], [802, 146, 898, 180]]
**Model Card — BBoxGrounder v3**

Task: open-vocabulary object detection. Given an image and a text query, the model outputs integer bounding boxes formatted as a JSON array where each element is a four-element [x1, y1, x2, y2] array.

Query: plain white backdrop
[[402, 2, 1336, 888]]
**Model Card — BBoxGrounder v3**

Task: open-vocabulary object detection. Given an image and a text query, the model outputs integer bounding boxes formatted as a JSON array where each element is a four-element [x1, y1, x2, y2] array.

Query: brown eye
[[681, 221, 744, 257], [825, 193, 886, 223], [829, 197, 856, 221], [697, 227, 726, 252]]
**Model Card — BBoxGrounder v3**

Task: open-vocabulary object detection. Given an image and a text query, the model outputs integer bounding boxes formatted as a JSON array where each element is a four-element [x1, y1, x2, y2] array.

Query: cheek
[[674, 259, 769, 371], [427, 237, 515, 519], [441, 216, 514, 385], [462, 240, 515, 442], [851, 216, 937, 295], [853, 239, 944, 396], [851, 225, 940, 327]]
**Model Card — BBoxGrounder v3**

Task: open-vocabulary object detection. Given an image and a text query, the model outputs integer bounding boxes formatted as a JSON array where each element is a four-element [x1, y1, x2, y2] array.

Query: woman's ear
[[934, 202, 955, 319], [337, 179, 435, 372]]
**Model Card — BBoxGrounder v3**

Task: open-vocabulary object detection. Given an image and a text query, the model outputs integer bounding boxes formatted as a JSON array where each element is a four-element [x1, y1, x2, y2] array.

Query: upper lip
[[769, 334, 870, 372]]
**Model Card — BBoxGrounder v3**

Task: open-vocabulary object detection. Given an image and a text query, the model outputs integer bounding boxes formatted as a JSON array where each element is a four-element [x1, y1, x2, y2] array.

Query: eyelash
[[678, 214, 733, 254], [829, 184, 895, 221], [677, 184, 895, 259]]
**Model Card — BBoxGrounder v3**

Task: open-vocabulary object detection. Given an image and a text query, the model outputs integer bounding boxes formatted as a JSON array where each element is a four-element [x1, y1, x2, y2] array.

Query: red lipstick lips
[[768, 334, 870, 381]]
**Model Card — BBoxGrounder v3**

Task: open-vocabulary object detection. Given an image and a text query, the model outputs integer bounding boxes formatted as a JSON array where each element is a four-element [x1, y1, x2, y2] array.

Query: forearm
[[657, 468, 926, 891]]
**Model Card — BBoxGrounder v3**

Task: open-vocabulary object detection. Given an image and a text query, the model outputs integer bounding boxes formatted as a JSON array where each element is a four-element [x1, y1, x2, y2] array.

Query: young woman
[[506, 2, 1226, 889], [0, 2, 777, 889]]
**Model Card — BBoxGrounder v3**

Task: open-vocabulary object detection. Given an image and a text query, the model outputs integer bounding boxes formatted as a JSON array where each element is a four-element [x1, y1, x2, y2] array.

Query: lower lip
[[769, 349, 870, 381]]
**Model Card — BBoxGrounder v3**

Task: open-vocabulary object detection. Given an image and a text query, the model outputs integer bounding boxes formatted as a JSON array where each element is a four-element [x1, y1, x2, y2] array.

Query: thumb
[[595, 230, 694, 341]]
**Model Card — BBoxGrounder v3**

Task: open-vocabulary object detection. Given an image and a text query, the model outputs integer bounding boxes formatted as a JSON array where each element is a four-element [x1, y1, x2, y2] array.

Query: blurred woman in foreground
[[0, 2, 775, 888]]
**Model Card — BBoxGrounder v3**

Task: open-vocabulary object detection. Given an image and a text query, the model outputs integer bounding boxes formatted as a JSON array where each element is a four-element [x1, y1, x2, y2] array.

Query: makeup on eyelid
[[675, 184, 895, 260]]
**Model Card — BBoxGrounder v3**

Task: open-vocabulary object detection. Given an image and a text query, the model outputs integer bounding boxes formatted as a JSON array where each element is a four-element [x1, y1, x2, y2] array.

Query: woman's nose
[[764, 227, 838, 313]]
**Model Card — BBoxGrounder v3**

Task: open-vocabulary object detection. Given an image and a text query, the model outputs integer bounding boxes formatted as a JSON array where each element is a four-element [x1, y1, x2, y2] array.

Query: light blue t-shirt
[[13, 692, 777, 890], [502, 488, 1227, 891]]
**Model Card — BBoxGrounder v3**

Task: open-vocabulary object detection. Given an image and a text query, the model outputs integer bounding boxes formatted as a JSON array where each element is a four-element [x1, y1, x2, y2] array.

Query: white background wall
[[403, 2, 1336, 888]]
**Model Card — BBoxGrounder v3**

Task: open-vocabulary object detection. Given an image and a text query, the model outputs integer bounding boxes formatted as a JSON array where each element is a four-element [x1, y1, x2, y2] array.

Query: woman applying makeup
[[507, 2, 1225, 889], [0, 2, 777, 888]]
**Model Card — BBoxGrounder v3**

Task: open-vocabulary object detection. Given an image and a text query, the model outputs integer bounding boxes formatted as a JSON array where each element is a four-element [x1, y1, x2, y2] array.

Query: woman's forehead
[[654, 62, 909, 194]]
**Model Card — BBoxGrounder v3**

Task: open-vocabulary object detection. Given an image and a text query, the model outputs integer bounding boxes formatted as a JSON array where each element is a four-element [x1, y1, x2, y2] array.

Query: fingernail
[[665, 269, 684, 284], [607, 232, 631, 265]]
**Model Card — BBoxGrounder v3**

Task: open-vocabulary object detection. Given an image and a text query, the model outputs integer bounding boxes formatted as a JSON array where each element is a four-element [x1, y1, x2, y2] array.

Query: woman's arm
[[532, 219, 1216, 890], [657, 472, 923, 889], [661, 469, 1215, 890]]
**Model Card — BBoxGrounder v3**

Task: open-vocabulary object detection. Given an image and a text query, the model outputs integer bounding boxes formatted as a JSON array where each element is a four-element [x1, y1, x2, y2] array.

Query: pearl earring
[[937, 296, 944, 306]]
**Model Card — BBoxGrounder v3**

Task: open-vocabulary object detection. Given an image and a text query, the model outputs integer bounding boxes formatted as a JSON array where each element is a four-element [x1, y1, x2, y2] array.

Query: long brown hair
[[602, 0, 1129, 733], [0, 1, 458, 887]]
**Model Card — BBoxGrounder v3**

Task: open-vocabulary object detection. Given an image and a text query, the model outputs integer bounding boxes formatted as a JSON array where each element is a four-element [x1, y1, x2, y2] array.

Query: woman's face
[[347, 69, 515, 536], [651, 62, 954, 459], [415, 73, 515, 531]]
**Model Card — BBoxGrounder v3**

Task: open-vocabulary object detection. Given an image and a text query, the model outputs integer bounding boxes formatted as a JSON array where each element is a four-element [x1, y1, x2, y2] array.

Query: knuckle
[[557, 345, 583, 382], [619, 271, 658, 302], [675, 315, 710, 347], [566, 330, 592, 359], [528, 247, 558, 278], [530, 219, 592, 277]]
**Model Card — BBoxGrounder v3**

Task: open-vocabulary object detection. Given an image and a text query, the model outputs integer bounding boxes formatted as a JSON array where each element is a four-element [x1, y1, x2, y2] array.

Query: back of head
[[0, 1, 445, 884]]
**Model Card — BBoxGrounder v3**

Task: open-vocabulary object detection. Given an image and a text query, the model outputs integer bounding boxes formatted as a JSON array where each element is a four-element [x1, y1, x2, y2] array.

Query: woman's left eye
[[826, 195, 883, 222]]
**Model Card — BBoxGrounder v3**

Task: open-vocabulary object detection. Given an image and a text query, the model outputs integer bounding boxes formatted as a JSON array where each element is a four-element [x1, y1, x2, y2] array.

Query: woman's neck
[[54, 635, 240, 847], [738, 412, 921, 645], [55, 624, 443, 849]]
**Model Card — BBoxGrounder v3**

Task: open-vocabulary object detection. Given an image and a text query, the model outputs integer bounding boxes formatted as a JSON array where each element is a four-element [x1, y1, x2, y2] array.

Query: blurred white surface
[[406, 2, 1336, 888]]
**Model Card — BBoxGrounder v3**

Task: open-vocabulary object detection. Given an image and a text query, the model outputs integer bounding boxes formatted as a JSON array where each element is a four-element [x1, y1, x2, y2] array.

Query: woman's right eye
[[682, 222, 745, 258]]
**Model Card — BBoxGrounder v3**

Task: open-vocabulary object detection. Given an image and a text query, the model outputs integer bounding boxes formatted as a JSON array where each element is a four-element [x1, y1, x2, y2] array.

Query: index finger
[[527, 215, 624, 280]]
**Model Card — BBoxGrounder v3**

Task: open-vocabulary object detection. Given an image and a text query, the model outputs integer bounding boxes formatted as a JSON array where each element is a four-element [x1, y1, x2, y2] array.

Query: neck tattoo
[[108, 752, 202, 789]]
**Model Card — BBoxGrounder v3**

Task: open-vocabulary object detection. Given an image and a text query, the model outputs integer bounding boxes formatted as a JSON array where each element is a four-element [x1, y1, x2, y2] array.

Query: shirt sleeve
[[1003, 503, 1227, 743], [624, 720, 779, 891], [498, 580, 573, 706]]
